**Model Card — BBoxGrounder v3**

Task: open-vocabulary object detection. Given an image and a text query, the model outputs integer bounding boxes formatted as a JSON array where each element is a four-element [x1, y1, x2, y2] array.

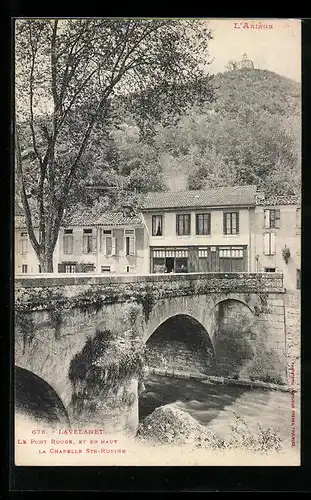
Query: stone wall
[[145, 340, 211, 376], [14, 272, 287, 432], [284, 291, 300, 388]]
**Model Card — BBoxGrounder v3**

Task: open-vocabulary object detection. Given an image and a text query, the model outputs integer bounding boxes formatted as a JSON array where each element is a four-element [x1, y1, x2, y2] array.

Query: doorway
[[165, 257, 175, 273]]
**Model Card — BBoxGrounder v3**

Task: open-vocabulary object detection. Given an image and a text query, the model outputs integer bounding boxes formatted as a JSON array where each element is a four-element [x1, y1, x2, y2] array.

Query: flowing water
[[139, 374, 300, 447]]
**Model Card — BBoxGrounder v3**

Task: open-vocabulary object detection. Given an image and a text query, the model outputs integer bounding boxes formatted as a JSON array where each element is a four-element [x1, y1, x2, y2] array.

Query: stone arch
[[15, 366, 70, 427], [209, 298, 258, 378], [211, 296, 255, 315], [145, 313, 215, 376]]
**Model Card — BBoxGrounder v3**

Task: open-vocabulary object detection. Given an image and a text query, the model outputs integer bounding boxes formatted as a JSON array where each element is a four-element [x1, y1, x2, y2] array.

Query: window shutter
[[275, 209, 280, 229], [64, 235, 73, 254], [99, 230, 102, 253], [129, 235, 135, 256], [83, 235, 88, 253], [59, 234, 63, 254], [92, 233, 97, 253], [112, 237, 116, 256], [264, 210, 270, 229], [102, 235, 107, 255], [152, 216, 156, 236], [264, 233, 270, 255], [235, 212, 239, 234], [176, 215, 179, 235], [270, 232, 276, 255], [223, 213, 226, 234], [58, 263, 65, 273]]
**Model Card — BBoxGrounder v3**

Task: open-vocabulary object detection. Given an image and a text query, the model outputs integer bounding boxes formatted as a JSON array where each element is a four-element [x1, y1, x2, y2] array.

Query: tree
[[15, 18, 215, 271]]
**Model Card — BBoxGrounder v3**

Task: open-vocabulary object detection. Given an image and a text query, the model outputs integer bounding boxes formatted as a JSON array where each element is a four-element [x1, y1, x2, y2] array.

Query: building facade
[[141, 186, 257, 275], [14, 187, 301, 290], [252, 194, 301, 290], [14, 206, 148, 275]]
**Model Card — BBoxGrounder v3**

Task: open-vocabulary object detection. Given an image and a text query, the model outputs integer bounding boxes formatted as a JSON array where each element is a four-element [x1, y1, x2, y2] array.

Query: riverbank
[[146, 367, 295, 393]]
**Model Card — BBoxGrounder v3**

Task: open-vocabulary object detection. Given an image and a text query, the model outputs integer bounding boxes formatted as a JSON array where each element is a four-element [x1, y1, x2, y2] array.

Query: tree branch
[[15, 130, 40, 256], [28, 24, 43, 167]]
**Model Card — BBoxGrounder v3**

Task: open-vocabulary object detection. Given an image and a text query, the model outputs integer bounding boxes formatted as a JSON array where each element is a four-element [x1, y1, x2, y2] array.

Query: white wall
[[142, 208, 251, 247], [253, 205, 301, 290]]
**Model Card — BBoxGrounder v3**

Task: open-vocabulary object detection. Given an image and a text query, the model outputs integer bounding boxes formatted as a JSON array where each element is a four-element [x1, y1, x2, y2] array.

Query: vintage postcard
[[14, 17, 301, 467]]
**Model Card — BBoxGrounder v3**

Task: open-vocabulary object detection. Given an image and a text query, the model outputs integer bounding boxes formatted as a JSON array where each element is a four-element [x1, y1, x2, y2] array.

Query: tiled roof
[[141, 185, 258, 210], [255, 194, 301, 206], [64, 211, 143, 227], [14, 205, 143, 228]]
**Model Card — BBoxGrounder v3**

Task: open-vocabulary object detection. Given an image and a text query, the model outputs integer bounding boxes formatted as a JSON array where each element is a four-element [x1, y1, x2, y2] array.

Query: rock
[[137, 403, 223, 448]]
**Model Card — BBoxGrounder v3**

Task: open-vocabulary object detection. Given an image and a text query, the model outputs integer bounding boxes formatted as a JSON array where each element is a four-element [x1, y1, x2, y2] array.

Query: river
[[139, 374, 300, 447]]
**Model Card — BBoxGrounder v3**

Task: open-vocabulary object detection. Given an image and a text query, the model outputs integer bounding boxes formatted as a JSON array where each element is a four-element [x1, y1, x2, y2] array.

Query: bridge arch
[[145, 313, 215, 376], [209, 298, 258, 377], [15, 366, 70, 427]]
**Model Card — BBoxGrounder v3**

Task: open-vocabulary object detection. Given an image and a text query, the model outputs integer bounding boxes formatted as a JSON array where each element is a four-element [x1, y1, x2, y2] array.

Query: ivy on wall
[[15, 275, 283, 316], [68, 329, 145, 416], [15, 312, 35, 354]]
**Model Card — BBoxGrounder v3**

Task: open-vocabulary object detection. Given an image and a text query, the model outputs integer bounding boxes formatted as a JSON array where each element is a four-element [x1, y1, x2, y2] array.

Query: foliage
[[15, 19, 215, 271], [15, 311, 35, 354], [282, 246, 291, 264], [69, 329, 145, 415], [151, 68, 300, 196], [137, 405, 284, 454], [226, 412, 283, 453]]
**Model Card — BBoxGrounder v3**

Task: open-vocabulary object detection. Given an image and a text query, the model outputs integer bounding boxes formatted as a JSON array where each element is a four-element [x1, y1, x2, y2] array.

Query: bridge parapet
[[15, 272, 283, 312]]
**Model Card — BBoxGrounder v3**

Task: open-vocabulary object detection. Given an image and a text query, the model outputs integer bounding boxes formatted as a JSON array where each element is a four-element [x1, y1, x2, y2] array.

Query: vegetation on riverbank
[[137, 404, 284, 454]]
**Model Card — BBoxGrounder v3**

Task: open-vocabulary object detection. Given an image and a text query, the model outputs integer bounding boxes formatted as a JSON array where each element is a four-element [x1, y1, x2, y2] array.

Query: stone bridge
[[14, 272, 287, 434]]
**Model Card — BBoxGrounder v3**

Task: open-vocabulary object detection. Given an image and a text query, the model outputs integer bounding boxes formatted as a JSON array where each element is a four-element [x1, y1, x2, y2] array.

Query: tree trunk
[[38, 251, 54, 273]]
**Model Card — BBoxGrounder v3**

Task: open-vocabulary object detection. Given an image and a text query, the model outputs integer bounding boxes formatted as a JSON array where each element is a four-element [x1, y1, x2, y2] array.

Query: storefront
[[151, 248, 189, 273], [150, 245, 248, 273]]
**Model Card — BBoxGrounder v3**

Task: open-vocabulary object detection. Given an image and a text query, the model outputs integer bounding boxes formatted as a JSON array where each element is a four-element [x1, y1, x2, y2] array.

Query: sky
[[205, 18, 301, 82]]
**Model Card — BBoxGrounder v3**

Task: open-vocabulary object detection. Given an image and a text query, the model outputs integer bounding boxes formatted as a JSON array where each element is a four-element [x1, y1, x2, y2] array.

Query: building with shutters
[[253, 194, 301, 290], [14, 187, 301, 289], [14, 204, 148, 275], [140, 186, 301, 290], [141, 185, 257, 275], [14, 201, 60, 274], [57, 210, 147, 274]]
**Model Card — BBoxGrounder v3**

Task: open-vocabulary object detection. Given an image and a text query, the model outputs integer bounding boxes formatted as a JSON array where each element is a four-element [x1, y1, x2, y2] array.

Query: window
[[219, 246, 245, 272], [264, 209, 280, 229], [196, 213, 211, 235], [65, 264, 76, 273], [126, 265, 135, 273], [101, 265, 111, 273], [124, 229, 135, 256], [83, 229, 96, 254], [58, 263, 76, 273], [19, 231, 28, 255], [22, 264, 28, 273], [152, 215, 163, 236], [176, 214, 191, 236], [102, 230, 116, 256], [263, 232, 276, 255], [63, 229, 73, 255], [265, 268, 276, 273], [75, 263, 95, 273], [296, 208, 301, 228], [38, 265, 42, 273], [223, 212, 239, 235], [296, 269, 301, 290]]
